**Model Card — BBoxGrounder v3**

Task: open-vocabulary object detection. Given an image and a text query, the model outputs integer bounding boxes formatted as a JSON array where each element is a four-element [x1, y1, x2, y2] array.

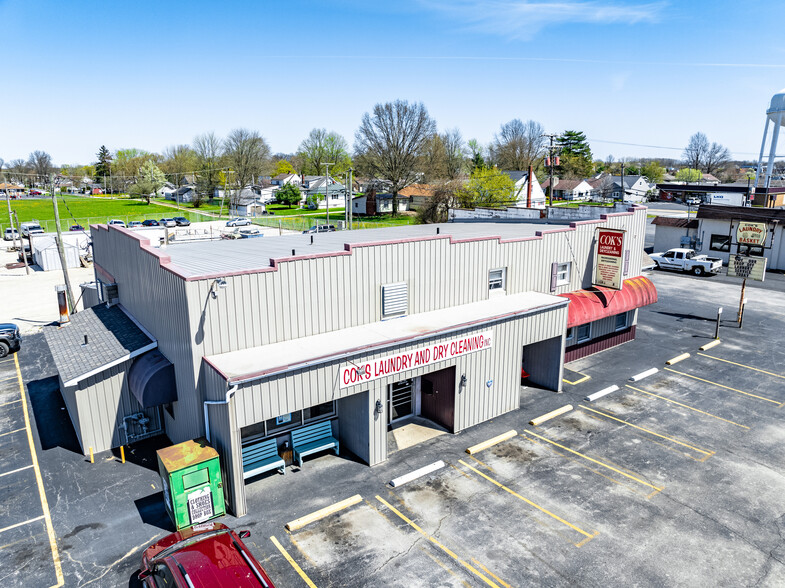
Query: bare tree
[[489, 119, 545, 171], [417, 134, 448, 182], [222, 128, 271, 205], [161, 144, 199, 185], [682, 132, 708, 171], [297, 129, 351, 175], [193, 132, 224, 203], [6, 159, 28, 185], [354, 100, 437, 216], [27, 150, 53, 185], [703, 142, 731, 176], [443, 128, 467, 180]]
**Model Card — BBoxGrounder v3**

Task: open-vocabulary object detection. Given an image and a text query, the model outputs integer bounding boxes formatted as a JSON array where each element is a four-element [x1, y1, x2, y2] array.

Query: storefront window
[[304, 401, 335, 422], [710, 234, 730, 252], [615, 312, 628, 331], [241, 401, 336, 442], [266, 412, 302, 435], [738, 244, 764, 256], [577, 324, 591, 343]]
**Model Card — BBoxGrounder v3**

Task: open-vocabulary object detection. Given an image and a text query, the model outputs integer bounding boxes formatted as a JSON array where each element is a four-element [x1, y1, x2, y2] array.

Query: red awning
[[559, 276, 658, 329]]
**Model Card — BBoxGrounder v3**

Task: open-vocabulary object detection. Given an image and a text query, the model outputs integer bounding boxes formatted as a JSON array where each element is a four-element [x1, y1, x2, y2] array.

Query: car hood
[[0, 323, 19, 333]]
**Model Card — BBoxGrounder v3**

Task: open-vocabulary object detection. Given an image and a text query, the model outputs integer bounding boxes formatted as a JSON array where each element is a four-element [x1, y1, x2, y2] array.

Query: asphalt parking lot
[[2, 268, 785, 586]]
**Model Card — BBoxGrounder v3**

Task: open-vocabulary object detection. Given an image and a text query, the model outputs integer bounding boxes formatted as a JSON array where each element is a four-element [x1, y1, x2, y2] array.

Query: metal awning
[[205, 290, 568, 384], [128, 350, 177, 408], [559, 276, 658, 329]]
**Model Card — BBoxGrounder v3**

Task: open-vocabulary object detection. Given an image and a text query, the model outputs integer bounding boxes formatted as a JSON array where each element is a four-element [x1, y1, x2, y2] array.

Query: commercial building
[[44, 206, 655, 516]]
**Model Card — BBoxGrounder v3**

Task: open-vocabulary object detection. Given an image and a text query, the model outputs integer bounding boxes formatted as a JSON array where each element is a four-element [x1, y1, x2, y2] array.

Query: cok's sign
[[736, 222, 767, 247], [340, 331, 493, 388], [593, 228, 626, 290]]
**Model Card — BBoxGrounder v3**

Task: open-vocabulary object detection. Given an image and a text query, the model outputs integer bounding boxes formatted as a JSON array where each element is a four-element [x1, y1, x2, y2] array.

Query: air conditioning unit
[[103, 282, 119, 307]]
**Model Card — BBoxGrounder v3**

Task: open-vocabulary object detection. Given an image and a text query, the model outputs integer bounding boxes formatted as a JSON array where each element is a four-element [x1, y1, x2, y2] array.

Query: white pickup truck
[[649, 248, 723, 276]]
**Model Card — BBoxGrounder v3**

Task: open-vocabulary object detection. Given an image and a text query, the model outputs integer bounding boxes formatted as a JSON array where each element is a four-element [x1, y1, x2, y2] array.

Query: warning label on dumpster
[[188, 487, 214, 524]]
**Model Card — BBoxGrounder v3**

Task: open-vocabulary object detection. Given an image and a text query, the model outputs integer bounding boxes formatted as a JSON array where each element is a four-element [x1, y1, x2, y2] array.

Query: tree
[[467, 139, 485, 172], [276, 183, 301, 208], [641, 161, 665, 184], [556, 130, 593, 178], [222, 128, 271, 206], [193, 132, 223, 205], [443, 129, 467, 180], [354, 100, 437, 216], [455, 167, 515, 208], [489, 119, 545, 171], [558, 153, 594, 179], [297, 129, 352, 175], [272, 159, 297, 176], [161, 144, 199, 185], [683, 132, 708, 171], [416, 181, 460, 224], [675, 168, 702, 183], [27, 150, 53, 185], [417, 133, 448, 182], [113, 148, 154, 193], [132, 160, 166, 203], [95, 145, 112, 184], [703, 142, 731, 176]]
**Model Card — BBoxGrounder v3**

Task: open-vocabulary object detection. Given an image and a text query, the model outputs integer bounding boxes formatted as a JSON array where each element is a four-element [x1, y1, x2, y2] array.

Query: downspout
[[204, 385, 238, 443]]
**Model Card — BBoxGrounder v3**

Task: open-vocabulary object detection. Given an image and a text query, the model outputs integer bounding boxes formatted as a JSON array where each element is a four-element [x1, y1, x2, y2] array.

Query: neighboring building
[[44, 207, 655, 517], [651, 204, 785, 269], [503, 170, 546, 208], [30, 232, 90, 271], [303, 176, 346, 209], [399, 184, 438, 210], [169, 185, 198, 204], [271, 174, 302, 187], [352, 192, 410, 215], [541, 178, 594, 201], [702, 174, 720, 185], [608, 175, 651, 202]]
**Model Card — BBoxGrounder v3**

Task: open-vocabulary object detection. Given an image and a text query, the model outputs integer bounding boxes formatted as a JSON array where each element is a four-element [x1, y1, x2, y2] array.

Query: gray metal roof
[[44, 305, 155, 386], [162, 221, 561, 278]]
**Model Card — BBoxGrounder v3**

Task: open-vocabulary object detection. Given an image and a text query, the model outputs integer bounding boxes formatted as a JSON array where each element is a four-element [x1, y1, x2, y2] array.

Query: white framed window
[[556, 262, 571, 286], [577, 323, 591, 343], [565, 327, 574, 342], [615, 312, 628, 331], [489, 268, 506, 292]]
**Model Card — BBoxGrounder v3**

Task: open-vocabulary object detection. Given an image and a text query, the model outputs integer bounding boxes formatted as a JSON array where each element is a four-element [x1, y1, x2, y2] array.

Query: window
[[241, 401, 337, 442], [489, 268, 506, 292], [266, 412, 302, 435], [304, 401, 335, 422], [152, 563, 177, 587], [565, 327, 574, 342], [577, 324, 591, 343], [615, 312, 628, 331], [556, 262, 571, 286], [738, 244, 764, 256], [710, 234, 731, 252]]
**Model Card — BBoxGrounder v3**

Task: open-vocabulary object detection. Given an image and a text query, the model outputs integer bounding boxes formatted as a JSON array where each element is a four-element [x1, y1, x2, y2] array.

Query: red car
[[138, 522, 275, 587]]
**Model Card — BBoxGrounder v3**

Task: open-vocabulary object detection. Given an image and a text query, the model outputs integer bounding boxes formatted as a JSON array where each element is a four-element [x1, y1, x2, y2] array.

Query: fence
[[1, 210, 221, 234], [249, 215, 415, 233]]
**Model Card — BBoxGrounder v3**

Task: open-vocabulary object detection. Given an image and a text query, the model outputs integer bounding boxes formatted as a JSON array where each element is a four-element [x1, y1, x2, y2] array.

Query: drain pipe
[[204, 385, 238, 443]]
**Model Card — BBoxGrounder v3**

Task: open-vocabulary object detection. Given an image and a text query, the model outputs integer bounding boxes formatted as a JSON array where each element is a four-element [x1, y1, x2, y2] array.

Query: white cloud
[[419, 0, 666, 40]]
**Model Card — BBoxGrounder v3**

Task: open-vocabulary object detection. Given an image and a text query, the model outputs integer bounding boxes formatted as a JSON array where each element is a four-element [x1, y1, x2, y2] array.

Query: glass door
[[388, 379, 414, 424]]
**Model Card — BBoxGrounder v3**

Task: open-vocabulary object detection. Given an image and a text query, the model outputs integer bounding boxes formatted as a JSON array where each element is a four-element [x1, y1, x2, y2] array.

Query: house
[[701, 174, 720, 185], [231, 195, 266, 217], [159, 182, 177, 200], [169, 185, 198, 203], [503, 171, 546, 208], [399, 184, 439, 210], [303, 176, 347, 209], [352, 191, 410, 215], [540, 178, 594, 201], [271, 174, 302, 187], [604, 175, 651, 202]]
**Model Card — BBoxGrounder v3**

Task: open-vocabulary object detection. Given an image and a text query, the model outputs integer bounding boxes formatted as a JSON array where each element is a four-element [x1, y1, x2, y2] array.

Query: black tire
[[692, 266, 705, 277], [654, 261, 661, 270], [0, 341, 9, 359]]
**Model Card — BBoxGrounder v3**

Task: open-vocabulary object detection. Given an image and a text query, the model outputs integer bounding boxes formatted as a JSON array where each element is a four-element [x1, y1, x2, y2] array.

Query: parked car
[[649, 248, 722, 276], [159, 218, 176, 227], [29, 189, 42, 196], [0, 323, 21, 358], [137, 522, 276, 587], [302, 224, 336, 234], [19, 222, 44, 236], [69, 224, 85, 232], [108, 219, 126, 228], [226, 217, 251, 227], [17, 243, 32, 264], [173, 217, 191, 226], [128, 221, 143, 228], [3, 228, 19, 241], [142, 219, 160, 227]]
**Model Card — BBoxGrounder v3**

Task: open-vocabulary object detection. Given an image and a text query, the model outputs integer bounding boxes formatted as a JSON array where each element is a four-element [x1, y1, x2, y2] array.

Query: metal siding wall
[[60, 379, 84, 450], [565, 326, 636, 363]]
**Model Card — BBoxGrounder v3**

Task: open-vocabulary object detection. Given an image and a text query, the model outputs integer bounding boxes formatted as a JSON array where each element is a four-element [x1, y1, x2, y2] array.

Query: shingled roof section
[[651, 217, 699, 228], [43, 305, 155, 386]]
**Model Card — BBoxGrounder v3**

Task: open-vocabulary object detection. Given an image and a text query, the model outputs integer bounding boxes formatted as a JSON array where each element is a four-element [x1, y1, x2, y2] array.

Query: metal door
[[420, 367, 456, 432]]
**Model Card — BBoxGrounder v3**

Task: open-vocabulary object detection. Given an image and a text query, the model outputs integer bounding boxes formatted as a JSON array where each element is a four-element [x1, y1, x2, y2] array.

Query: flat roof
[[157, 222, 569, 279], [204, 290, 568, 384]]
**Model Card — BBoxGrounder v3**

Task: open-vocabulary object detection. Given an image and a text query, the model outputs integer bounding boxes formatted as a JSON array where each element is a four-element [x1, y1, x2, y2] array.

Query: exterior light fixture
[[210, 278, 228, 299], [460, 374, 467, 387], [374, 400, 383, 415]]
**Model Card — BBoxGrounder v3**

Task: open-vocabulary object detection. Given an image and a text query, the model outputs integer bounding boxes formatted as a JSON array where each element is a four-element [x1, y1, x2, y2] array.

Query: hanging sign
[[728, 255, 767, 282], [593, 228, 626, 290], [736, 222, 767, 246], [340, 331, 493, 388]]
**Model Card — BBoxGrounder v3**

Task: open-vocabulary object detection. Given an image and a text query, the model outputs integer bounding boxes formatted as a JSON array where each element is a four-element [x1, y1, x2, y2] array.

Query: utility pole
[[542, 134, 560, 207], [323, 163, 334, 226], [348, 167, 353, 230], [2, 161, 21, 253], [12, 211, 28, 275], [620, 161, 626, 202], [51, 173, 77, 313]]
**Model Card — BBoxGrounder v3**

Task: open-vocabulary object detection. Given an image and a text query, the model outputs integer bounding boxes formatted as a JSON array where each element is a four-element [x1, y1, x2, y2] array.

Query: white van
[[19, 222, 45, 237]]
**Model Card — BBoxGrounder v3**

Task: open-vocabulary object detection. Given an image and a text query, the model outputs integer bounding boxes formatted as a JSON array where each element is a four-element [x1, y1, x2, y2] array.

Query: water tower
[[755, 88, 785, 199]]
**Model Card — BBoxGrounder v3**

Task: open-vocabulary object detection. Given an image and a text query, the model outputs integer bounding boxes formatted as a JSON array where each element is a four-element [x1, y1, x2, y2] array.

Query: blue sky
[[1, 0, 784, 166]]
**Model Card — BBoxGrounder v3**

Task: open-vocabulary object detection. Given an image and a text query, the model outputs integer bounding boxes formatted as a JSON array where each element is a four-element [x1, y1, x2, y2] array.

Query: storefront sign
[[593, 228, 626, 290], [736, 222, 767, 246], [340, 330, 493, 388], [728, 255, 767, 282]]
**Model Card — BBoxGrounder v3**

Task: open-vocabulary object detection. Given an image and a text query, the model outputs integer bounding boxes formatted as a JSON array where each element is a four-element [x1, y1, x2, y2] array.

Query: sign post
[[729, 222, 768, 325], [593, 228, 626, 290]]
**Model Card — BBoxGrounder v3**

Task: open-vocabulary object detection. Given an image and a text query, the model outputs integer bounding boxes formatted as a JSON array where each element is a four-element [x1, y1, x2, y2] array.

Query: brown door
[[420, 367, 456, 433]]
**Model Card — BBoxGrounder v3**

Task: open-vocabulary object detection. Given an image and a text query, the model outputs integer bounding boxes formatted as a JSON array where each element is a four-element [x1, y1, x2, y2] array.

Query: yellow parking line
[[579, 406, 714, 461], [376, 495, 504, 588], [15, 354, 64, 587], [458, 459, 597, 546], [697, 353, 785, 380], [472, 558, 513, 588], [0, 427, 25, 438], [421, 548, 471, 587], [0, 515, 45, 535], [664, 367, 780, 405], [0, 398, 23, 407], [270, 535, 318, 588], [563, 371, 591, 385], [522, 430, 664, 495], [626, 385, 749, 429], [0, 376, 20, 383]]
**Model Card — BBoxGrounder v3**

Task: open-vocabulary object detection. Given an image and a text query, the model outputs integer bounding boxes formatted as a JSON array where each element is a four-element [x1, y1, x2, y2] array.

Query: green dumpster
[[157, 438, 225, 530]]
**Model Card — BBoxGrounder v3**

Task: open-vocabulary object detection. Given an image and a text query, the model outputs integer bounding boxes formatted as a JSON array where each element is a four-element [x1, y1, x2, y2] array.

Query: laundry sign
[[340, 331, 493, 388], [736, 222, 767, 247], [593, 228, 626, 290]]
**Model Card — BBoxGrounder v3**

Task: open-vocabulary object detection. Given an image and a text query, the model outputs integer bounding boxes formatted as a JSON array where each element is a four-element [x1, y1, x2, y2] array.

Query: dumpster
[[157, 438, 225, 530]]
